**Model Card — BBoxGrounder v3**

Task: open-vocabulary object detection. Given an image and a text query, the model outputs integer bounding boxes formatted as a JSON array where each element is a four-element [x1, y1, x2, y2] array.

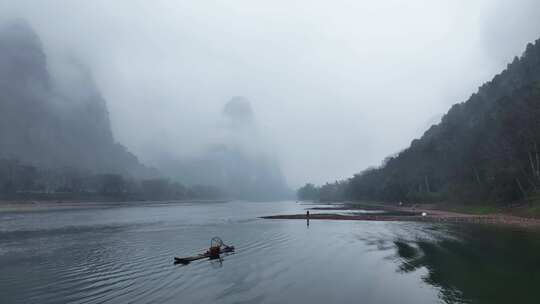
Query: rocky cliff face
[[0, 20, 152, 177]]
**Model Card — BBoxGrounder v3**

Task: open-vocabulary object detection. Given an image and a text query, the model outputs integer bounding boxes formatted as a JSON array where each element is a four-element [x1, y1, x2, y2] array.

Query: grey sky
[[1, 0, 540, 187]]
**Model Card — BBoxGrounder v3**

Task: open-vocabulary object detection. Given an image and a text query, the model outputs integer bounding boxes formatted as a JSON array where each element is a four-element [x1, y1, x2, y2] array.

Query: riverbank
[[0, 199, 230, 213], [262, 202, 540, 229]]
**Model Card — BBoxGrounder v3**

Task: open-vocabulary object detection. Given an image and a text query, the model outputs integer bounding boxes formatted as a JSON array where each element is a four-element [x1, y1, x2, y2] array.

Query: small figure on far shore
[[306, 210, 310, 226]]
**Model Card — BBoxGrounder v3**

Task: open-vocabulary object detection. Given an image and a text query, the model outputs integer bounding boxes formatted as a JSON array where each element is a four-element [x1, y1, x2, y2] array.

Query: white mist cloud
[[0, 0, 539, 187]]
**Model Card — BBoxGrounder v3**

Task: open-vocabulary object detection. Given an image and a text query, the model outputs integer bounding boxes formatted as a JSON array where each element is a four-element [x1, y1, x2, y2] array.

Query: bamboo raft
[[174, 246, 235, 264]]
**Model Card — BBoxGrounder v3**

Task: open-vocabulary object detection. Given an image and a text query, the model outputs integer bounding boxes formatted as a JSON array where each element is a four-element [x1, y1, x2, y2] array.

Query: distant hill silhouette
[[157, 97, 292, 201], [0, 20, 153, 178]]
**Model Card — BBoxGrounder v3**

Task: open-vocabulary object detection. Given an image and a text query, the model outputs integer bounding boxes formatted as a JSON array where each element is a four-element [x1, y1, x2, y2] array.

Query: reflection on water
[[0, 201, 539, 304], [390, 224, 540, 304]]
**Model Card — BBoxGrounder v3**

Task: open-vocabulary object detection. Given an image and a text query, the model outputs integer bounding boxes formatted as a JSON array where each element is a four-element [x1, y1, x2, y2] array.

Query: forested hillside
[[299, 37, 540, 206]]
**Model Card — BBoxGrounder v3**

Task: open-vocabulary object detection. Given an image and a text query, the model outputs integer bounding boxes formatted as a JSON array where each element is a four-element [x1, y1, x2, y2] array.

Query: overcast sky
[[1, 0, 540, 187]]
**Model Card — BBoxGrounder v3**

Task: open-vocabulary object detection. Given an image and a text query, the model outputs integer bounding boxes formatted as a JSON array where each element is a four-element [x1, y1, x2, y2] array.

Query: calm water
[[1, 201, 540, 304]]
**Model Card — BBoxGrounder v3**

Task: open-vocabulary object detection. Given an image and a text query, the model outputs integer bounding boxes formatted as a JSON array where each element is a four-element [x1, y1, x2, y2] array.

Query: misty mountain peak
[[0, 19, 50, 89], [0, 19, 40, 46], [222, 96, 255, 128], [0, 20, 152, 177]]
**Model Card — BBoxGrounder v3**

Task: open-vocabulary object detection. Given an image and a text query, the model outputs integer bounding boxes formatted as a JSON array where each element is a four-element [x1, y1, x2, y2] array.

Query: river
[[1, 201, 539, 303]]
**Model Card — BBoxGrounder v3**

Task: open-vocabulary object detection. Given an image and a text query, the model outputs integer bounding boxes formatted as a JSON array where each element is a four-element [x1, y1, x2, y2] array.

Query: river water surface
[[1, 201, 540, 304]]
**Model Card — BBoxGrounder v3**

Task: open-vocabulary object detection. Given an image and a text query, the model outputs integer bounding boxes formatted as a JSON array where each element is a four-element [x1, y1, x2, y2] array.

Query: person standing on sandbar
[[306, 210, 310, 226]]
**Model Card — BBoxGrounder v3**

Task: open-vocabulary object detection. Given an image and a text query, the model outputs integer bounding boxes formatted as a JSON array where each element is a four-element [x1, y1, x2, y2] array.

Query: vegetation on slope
[[299, 38, 540, 207]]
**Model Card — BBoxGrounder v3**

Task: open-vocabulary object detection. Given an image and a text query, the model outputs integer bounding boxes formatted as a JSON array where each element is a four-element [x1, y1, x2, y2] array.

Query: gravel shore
[[262, 205, 540, 229]]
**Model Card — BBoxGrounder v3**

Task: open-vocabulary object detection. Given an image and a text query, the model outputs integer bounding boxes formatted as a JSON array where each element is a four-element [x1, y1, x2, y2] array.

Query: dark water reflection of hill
[[391, 224, 540, 304]]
